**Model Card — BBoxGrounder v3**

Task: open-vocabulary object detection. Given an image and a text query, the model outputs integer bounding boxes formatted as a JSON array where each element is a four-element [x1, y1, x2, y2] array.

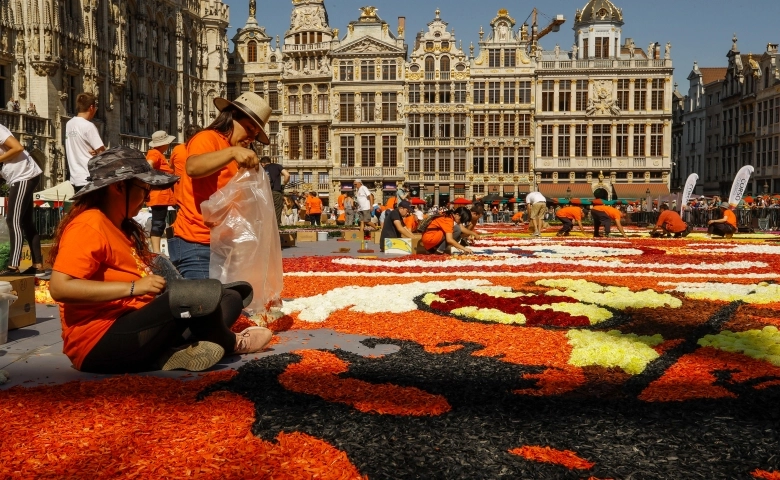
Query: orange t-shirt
[[723, 209, 737, 228], [172, 130, 236, 244], [403, 214, 418, 232], [656, 210, 687, 232], [556, 206, 583, 221], [421, 216, 455, 251], [53, 209, 155, 370], [385, 196, 397, 210], [169, 143, 189, 206], [511, 212, 524, 222], [305, 196, 323, 215], [337, 194, 346, 211], [592, 205, 622, 221], [146, 149, 175, 207]]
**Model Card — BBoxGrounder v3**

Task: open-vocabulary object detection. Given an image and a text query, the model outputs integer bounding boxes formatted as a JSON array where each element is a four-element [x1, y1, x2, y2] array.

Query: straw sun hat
[[149, 130, 176, 148], [213, 92, 272, 145]]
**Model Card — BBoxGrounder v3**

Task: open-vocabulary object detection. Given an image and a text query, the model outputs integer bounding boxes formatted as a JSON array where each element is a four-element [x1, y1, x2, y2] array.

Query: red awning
[[613, 183, 671, 199], [538, 183, 594, 198]]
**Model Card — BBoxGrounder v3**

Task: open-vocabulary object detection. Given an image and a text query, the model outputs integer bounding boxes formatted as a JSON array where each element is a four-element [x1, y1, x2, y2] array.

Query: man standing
[[354, 179, 374, 240], [525, 190, 547, 237], [305, 191, 323, 226], [591, 199, 627, 237], [260, 156, 289, 226], [650, 203, 691, 238], [65, 92, 105, 193]]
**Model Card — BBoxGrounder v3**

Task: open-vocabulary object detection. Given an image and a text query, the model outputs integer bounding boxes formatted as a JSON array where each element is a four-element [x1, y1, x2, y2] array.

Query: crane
[[528, 8, 565, 55]]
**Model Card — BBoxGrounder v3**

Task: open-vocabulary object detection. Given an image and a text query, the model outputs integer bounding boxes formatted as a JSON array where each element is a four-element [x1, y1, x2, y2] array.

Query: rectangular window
[[504, 48, 516, 67], [541, 125, 553, 157], [542, 80, 554, 112], [269, 89, 279, 111], [487, 147, 500, 173], [519, 114, 530, 137], [454, 113, 467, 138], [488, 81, 501, 104], [439, 115, 451, 139], [518, 147, 530, 173], [651, 78, 664, 110], [454, 82, 467, 103], [318, 172, 329, 187], [454, 149, 466, 172], [583, 38, 589, 59], [504, 81, 516, 104], [423, 114, 436, 138], [473, 81, 485, 104], [592, 124, 611, 157], [473, 114, 485, 137], [317, 94, 328, 114], [289, 96, 300, 115], [289, 126, 300, 160], [595, 37, 610, 59], [227, 83, 237, 101], [424, 83, 436, 103], [408, 149, 421, 172], [302, 126, 314, 159], [616, 124, 628, 156], [439, 150, 451, 172], [558, 80, 571, 112], [519, 81, 531, 104], [575, 124, 587, 157], [361, 135, 376, 167], [473, 147, 485, 173], [503, 114, 516, 137], [575, 80, 589, 111], [382, 135, 397, 167], [488, 114, 500, 137], [503, 149, 515, 173], [489, 49, 501, 68], [318, 125, 328, 159], [381, 60, 396, 80], [650, 124, 663, 156], [617, 79, 629, 110], [558, 126, 570, 157], [302, 94, 312, 114], [409, 114, 421, 138], [634, 79, 647, 111], [360, 60, 375, 81], [303, 172, 312, 184], [409, 84, 421, 103], [633, 126, 646, 156], [340, 61, 354, 81], [423, 149, 436, 172], [440, 86, 451, 104], [382, 92, 397, 121], [339, 93, 354, 122], [340, 135, 355, 167], [360, 94, 375, 122]]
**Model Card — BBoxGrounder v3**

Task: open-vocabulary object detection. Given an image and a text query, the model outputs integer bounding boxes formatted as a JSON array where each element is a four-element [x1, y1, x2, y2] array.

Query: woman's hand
[[232, 147, 259, 170], [133, 274, 166, 296]]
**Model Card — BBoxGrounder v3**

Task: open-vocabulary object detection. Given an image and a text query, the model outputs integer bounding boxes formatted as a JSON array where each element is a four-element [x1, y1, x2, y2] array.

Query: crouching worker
[[379, 200, 418, 252], [420, 207, 474, 255], [556, 199, 586, 237], [49, 147, 272, 374], [650, 203, 691, 238], [707, 202, 737, 239], [590, 199, 627, 238]]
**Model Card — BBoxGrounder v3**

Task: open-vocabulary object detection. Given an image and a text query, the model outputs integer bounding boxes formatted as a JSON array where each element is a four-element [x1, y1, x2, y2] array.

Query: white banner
[[728, 165, 754, 207], [680, 173, 699, 208]]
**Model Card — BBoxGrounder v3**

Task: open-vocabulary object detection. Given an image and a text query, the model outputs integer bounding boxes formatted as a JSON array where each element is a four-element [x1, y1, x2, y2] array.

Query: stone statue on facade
[[572, 44, 578, 59], [153, 103, 160, 128], [354, 104, 360, 121], [647, 42, 654, 59], [138, 23, 147, 52], [31, 31, 40, 57], [44, 35, 52, 59], [1, 29, 9, 52], [152, 29, 158, 53], [665, 42, 671, 59], [318, 58, 330, 74], [554, 44, 560, 59], [139, 97, 148, 123], [162, 34, 169, 62], [17, 65, 26, 98], [177, 105, 184, 129]]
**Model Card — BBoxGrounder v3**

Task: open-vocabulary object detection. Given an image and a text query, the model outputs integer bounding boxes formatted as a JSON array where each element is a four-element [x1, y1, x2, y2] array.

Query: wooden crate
[[297, 231, 318, 242], [343, 230, 362, 241], [280, 232, 296, 248]]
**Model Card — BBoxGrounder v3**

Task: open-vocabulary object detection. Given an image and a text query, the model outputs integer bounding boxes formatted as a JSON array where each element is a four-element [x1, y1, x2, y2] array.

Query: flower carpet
[[5, 226, 780, 478]]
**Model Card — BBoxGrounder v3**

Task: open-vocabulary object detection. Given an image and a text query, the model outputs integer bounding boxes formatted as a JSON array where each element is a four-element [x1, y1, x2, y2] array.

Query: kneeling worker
[[591, 199, 627, 238], [556, 199, 586, 236], [650, 203, 691, 238], [379, 200, 418, 252], [707, 202, 737, 238]]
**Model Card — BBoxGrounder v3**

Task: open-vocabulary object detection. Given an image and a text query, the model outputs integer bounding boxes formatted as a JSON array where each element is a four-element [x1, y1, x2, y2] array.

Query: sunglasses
[[131, 180, 152, 193]]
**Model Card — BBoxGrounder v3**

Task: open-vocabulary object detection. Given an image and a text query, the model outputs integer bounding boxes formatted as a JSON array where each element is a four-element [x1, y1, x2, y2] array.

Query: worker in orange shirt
[[555, 199, 586, 236], [169, 125, 202, 207], [650, 203, 691, 238], [707, 202, 737, 238], [590, 199, 627, 237], [305, 191, 323, 226], [145, 130, 176, 254]]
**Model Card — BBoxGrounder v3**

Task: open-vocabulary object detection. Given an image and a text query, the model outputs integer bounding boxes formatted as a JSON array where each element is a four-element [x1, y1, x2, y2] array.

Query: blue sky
[[225, 0, 779, 88]]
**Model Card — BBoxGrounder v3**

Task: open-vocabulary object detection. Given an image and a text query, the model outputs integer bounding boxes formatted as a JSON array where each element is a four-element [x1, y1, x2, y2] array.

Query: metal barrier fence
[[635, 207, 780, 232]]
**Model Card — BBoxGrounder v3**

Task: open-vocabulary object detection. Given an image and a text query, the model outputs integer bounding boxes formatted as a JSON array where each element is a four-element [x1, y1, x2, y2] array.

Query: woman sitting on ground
[[49, 147, 272, 374], [420, 207, 474, 255]]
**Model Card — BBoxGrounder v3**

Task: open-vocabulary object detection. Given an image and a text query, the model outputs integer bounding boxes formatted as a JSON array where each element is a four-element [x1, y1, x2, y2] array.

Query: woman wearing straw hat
[[48, 147, 273, 373], [146, 130, 177, 254], [169, 92, 271, 279]]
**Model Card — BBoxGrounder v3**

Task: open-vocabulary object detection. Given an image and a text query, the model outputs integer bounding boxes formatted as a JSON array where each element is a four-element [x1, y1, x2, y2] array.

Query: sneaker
[[161, 341, 224, 371], [725, 233, 734, 239], [19, 266, 38, 276], [681, 225, 692, 238], [234, 326, 273, 354], [533, 232, 541, 237], [0, 268, 21, 276]]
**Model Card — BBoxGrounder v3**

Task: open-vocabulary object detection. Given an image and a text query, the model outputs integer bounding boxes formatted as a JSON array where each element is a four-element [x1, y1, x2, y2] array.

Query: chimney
[[624, 37, 633, 47], [398, 17, 406, 38]]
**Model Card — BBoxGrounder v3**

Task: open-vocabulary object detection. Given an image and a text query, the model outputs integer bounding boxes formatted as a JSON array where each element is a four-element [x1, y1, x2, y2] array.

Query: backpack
[[415, 213, 444, 234]]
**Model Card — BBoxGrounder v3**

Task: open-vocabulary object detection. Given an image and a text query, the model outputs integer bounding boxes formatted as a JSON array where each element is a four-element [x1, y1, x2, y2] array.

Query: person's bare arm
[[459, 225, 480, 240], [576, 219, 585, 234], [393, 219, 415, 239], [49, 271, 166, 303], [89, 146, 106, 156], [615, 219, 627, 237], [187, 146, 258, 178], [0, 135, 24, 163], [445, 232, 473, 253], [281, 169, 290, 185]]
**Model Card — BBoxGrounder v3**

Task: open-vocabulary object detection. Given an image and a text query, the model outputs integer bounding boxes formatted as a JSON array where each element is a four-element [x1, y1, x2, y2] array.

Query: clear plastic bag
[[200, 168, 283, 315]]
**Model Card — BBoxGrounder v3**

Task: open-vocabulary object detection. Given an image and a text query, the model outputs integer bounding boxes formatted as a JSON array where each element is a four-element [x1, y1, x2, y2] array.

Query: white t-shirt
[[65, 116, 104, 187], [0, 124, 42, 184], [526, 192, 546, 204], [356, 185, 372, 211]]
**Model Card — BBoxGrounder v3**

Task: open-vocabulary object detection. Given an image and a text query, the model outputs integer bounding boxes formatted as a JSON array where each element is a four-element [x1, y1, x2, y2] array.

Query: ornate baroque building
[[0, 0, 229, 189]]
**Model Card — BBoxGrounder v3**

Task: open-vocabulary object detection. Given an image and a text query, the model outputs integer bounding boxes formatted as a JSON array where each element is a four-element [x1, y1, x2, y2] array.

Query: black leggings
[[591, 210, 612, 236], [6, 175, 42, 267], [149, 206, 169, 237], [80, 289, 242, 374]]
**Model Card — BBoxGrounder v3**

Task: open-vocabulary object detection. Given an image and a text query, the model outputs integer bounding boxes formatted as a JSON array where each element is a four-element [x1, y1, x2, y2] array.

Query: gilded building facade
[[0, 0, 229, 189]]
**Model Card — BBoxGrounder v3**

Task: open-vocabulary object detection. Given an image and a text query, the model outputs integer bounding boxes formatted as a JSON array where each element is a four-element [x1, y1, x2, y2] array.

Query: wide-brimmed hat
[[72, 146, 179, 199], [720, 202, 731, 209], [213, 92, 271, 145], [149, 130, 176, 148]]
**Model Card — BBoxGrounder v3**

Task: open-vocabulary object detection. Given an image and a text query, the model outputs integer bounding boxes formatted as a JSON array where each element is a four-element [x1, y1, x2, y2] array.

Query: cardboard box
[[280, 232, 296, 248], [0, 275, 37, 330], [372, 230, 382, 244], [19, 245, 54, 270], [297, 231, 318, 242], [384, 238, 413, 255], [343, 230, 362, 241], [413, 237, 427, 254]]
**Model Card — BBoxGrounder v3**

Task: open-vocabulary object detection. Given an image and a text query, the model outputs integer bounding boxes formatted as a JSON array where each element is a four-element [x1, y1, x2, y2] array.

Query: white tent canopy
[[34, 181, 75, 202]]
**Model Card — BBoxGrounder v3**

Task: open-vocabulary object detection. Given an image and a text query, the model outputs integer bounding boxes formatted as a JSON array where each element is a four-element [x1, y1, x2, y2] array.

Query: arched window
[[425, 56, 435, 72], [247, 40, 257, 63], [440, 56, 450, 72]]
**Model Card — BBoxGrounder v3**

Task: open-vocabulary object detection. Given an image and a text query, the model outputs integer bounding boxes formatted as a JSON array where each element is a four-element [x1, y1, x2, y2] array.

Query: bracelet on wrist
[[130, 281, 135, 296]]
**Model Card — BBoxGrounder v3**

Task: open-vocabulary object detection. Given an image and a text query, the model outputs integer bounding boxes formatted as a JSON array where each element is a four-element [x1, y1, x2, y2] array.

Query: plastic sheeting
[[201, 168, 283, 315]]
